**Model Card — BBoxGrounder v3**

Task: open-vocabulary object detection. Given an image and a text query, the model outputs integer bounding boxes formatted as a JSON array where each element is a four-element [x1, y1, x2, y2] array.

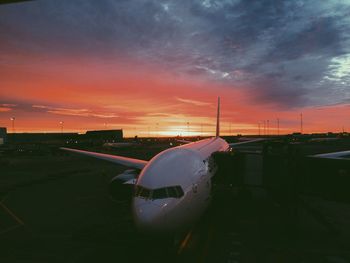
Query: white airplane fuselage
[[132, 137, 229, 233]]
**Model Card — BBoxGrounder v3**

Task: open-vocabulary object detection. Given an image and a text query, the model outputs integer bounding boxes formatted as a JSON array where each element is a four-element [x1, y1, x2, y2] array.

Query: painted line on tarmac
[[199, 225, 215, 263], [0, 201, 24, 226], [0, 224, 22, 235], [177, 230, 193, 255]]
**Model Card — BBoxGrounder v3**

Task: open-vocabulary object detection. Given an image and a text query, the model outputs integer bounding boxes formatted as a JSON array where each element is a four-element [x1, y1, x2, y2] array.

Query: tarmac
[[1, 140, 350, 262]]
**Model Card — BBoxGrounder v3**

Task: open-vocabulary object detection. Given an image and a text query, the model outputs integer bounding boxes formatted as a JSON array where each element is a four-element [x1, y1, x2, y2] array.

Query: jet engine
[[109, 169, 139, 202]]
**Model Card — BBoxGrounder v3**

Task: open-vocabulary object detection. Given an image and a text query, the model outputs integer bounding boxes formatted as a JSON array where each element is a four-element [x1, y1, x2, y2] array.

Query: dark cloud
[[1, 0, 350, 108], [268, 16, 344, 62], [249, 76, 309, 108]]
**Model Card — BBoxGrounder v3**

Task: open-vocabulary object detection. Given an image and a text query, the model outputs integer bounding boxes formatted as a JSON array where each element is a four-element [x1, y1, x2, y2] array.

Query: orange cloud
[[1, 52, 349, 136], [175, 97, 212, 107], [0, 107, 12, 112]]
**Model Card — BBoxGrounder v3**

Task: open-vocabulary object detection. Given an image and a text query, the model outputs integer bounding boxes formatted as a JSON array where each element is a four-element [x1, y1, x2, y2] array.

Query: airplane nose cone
[[132, 198, 167, 232]]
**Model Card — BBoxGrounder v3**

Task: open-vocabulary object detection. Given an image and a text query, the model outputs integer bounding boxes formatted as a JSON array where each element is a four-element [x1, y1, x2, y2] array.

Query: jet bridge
[[211, 150, 263, 187], [212, 140, 350, 236]]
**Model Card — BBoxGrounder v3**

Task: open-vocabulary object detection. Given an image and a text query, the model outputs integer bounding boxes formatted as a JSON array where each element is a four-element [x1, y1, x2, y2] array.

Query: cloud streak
[[175, 97, 211, 106], [1, 1, 350, 135], [32, 105, 119, 118], [1, 0, 350, 108]]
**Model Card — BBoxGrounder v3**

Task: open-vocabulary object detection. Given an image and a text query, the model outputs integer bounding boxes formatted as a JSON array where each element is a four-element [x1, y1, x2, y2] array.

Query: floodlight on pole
[[59, 121, 64, 134], [300, 113, 303, 134], [10, 117, 15, 133]]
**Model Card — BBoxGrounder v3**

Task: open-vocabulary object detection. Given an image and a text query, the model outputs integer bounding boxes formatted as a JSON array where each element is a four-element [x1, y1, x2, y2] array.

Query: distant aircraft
[[309, 137, 339, 142], [311, 150, 350, 160], [103, 142, 138, 148], [61, 97, 263, 233]]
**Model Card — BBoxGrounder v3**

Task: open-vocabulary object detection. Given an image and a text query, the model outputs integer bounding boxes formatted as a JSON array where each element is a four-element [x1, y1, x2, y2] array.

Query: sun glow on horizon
[[1, 49, 349, 136]]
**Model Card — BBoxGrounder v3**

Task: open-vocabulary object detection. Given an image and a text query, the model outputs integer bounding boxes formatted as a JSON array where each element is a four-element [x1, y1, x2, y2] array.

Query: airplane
[[311, 150, 350, 160], [309, 137, 339, 143], [103, 142, 139, 148], [61, 97, 264, 233]]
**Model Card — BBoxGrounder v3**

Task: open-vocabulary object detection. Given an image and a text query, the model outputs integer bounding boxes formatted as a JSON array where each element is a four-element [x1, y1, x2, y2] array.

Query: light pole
[[10, 117, 15, 133], [300, 113, 303, 134], [277, 118, 280, 135], [59, 121, 64, 134], [187, 122, 190, 137]]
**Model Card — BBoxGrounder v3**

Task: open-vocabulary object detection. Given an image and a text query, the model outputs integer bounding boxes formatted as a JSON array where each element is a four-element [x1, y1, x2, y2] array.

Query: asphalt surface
[[1, 142, 350, 262]]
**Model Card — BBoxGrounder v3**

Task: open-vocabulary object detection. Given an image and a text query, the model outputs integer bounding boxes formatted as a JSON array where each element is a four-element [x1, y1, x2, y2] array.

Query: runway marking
[[0, 224, 22, 235], [199, 225, 215, 263], [177, 230, 193, 255], [0, 201, 24, 226]]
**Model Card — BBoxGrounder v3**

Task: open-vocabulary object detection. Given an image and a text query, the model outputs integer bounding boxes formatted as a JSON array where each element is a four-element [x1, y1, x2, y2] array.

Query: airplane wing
[[310, 150, 350, 160], [229, 138, 265, 147], [60, 147, 148, 169]]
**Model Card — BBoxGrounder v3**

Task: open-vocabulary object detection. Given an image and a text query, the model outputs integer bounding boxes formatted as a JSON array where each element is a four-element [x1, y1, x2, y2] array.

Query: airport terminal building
[[0, 127, 7, 145], [85, 129, 123, 143], [6, 129, 123, 145]]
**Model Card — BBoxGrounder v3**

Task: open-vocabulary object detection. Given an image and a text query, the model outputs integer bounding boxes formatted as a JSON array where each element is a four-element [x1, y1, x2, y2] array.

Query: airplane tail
[[216, 96, 220, 137]]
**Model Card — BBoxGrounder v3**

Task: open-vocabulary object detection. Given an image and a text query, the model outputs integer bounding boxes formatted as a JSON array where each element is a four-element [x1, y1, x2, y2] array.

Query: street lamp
[[59, 121, 64, 134], [156, 123, 159, 138], [10, 117, 15, 133]]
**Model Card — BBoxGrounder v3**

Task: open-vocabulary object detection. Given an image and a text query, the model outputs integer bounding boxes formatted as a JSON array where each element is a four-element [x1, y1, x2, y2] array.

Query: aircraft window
[[166, 187, 178, 198], [134, 185, 151, 199], [152, 188, 167, 199], [140, 188, 151, 199], [135, 185, 184, 199], [175, 186, 184, 197], [153, 186, 184, 199]]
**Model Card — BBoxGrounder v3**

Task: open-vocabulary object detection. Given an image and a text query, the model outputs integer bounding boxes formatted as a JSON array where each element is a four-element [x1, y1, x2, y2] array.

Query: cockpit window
[[175, 186, 184, 197], [166, 187, 177, 198], [152, 188, 167, 199], [134, 185, 184, 200], [134, 185, 151, 199]]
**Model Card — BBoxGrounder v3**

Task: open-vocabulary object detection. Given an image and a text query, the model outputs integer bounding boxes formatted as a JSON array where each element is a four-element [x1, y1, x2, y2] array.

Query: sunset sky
[[1, 0, 350, 137]]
